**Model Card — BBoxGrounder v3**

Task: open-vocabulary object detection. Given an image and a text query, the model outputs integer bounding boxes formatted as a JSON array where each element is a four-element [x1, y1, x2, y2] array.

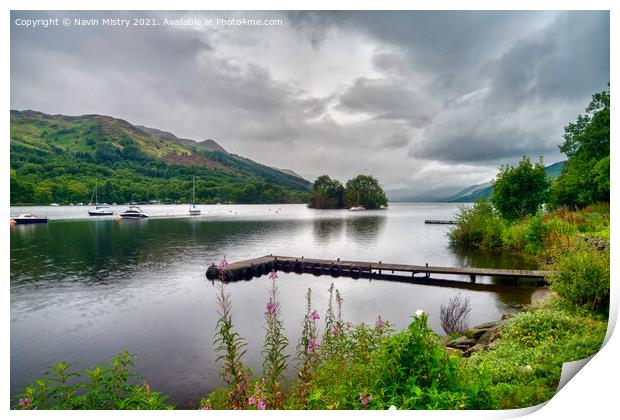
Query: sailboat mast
[[95, 178, 98, 205], [192, 177, 195, 205]]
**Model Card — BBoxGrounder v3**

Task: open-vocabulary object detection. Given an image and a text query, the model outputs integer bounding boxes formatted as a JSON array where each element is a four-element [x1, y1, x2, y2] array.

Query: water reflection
[[345, 215, 386, 243], [312, 218, 345, 242]]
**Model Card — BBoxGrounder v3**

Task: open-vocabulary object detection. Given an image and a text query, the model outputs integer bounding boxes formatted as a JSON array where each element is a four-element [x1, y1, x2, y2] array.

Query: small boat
[[119, 206, 148, 219], [13, 214, 48, 224], [89, 205, 113, 216], [88, 179, 113, 216], [189, 176, 201, 216], [49, 203, 60, 206], [348, 192, 365, 211]]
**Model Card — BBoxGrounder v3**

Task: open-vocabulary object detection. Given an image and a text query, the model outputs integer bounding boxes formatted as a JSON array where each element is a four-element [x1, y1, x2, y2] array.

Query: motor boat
[[119, 206, 148, 218], [13, 214, 48, 224], [348, 206, 365, 211]]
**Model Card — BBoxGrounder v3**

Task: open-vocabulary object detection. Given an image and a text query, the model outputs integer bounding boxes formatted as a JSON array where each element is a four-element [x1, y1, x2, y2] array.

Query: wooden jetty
[[206, 255, 553, 290], [424, 219, 457, 224]]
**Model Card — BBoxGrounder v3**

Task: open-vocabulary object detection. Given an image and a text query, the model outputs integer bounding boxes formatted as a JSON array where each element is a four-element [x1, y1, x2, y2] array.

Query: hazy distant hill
[[10, 110, 310, 204], [447, 161, 566, 202]]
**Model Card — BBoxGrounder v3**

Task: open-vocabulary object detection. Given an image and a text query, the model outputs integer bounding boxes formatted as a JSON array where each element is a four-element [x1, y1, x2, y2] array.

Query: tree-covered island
[[308, 174, 388, 209]]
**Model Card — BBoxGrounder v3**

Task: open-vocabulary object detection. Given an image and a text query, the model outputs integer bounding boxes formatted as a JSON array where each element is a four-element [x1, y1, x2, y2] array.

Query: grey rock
[[446, 336, 477, 348]]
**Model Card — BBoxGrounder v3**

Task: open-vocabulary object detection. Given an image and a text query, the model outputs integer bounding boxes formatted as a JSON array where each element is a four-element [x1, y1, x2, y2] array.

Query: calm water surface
[[10, 203, 537, 407]]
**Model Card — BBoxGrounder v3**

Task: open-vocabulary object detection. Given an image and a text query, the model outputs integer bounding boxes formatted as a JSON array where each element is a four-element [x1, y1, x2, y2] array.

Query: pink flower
[[247, 396, 255, 405], [19, 398, 31, 409], [331, 326, 340, 335], [256, 399, 266, 410], [309, 310, 320, 321], [359, 391, 373, 406], [307, 337, 320, 353], [375, 317, 386, 329], [268, 270, 278, 280], [266, 302, 276, 316], [218, 257, 229, 269]]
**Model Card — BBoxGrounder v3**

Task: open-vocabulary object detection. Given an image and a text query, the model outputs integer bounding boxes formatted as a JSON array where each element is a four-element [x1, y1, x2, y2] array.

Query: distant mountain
[[446, 161, 566, 202], [386, 186, 463, 203], [10, 110, 310, 205], [135, 125, 228, 153], [275, 168, 306, 180]]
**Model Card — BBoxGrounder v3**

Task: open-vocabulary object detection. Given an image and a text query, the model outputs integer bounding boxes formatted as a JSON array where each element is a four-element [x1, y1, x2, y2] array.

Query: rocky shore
[[444, 316, 509, 357]]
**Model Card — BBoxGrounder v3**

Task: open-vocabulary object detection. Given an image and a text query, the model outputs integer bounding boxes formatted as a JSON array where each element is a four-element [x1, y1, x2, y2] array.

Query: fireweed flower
[[257, 399, 266, 410], [218, 257, 229, 269], [309, 310, 320, 321], [307, 337, 320, 353], [268, 270, 278, 280], [375, 317, 386, 329], [331, 325, 340, 335], [265, 302, 276, 316], [247, 396, 255, 406], [18, 398, 31, 409], [359, 391, 373, 406]]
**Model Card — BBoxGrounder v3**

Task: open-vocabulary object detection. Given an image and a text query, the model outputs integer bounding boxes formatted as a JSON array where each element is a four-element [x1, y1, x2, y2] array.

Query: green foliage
[[213, 277, 249, 409], [550, 243, 610, 315], [469, 307, 606, 408], [308, 175, 345, 209], [491, 156, 550, 221], [449, 199, 505, 248], [344, 175, 388, 210], [14, 351, 173, 410], [261, 273, 289, 408], [10, 110, 310, 205], [551, 86, 610, 207], [289, 313, 494, 410]]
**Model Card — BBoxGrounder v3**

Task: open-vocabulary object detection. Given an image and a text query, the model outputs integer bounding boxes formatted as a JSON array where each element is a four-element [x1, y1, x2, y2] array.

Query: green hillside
[[10, 110, 310, 205], [447, 161, 565, 202]]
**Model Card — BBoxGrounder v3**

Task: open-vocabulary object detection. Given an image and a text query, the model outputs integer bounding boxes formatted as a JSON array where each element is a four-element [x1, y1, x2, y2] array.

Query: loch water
[[10, 203, 538, 407]]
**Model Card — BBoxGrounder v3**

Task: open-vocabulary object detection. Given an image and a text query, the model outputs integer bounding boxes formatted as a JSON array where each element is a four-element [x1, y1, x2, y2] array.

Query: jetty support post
[[425, 263, 430, 279], [470, 274, 476, 283]]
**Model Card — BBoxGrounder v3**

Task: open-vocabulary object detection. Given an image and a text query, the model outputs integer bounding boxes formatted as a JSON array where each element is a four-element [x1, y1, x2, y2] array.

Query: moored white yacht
[[88, 179, 113, 216], [189, 176, 201, 216]]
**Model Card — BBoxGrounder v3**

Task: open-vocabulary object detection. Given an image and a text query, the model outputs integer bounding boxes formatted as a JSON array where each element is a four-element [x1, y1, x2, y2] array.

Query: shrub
[[373, 312, 494, 409], [524, 214, 547, 254], [550, 244, 610, 315], [502, 309, 581, 347], [469, 307, 606, 408], [14, 351, 173, 410], [449, 199, 505, 248], [502, 221, 529, 250], [440, 293, 472, 335]]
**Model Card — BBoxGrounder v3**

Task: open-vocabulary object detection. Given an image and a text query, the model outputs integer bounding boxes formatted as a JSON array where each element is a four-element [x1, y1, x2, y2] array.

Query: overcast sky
[[10, 10, 609, 198]]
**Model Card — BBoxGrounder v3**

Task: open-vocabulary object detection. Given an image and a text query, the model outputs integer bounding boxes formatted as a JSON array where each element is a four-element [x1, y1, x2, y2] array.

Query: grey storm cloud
[[10, 10, 609, 199]]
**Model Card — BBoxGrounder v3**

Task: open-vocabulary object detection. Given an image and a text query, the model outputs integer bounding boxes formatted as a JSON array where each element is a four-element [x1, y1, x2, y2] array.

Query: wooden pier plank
[[208, 255, 553, 285]]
